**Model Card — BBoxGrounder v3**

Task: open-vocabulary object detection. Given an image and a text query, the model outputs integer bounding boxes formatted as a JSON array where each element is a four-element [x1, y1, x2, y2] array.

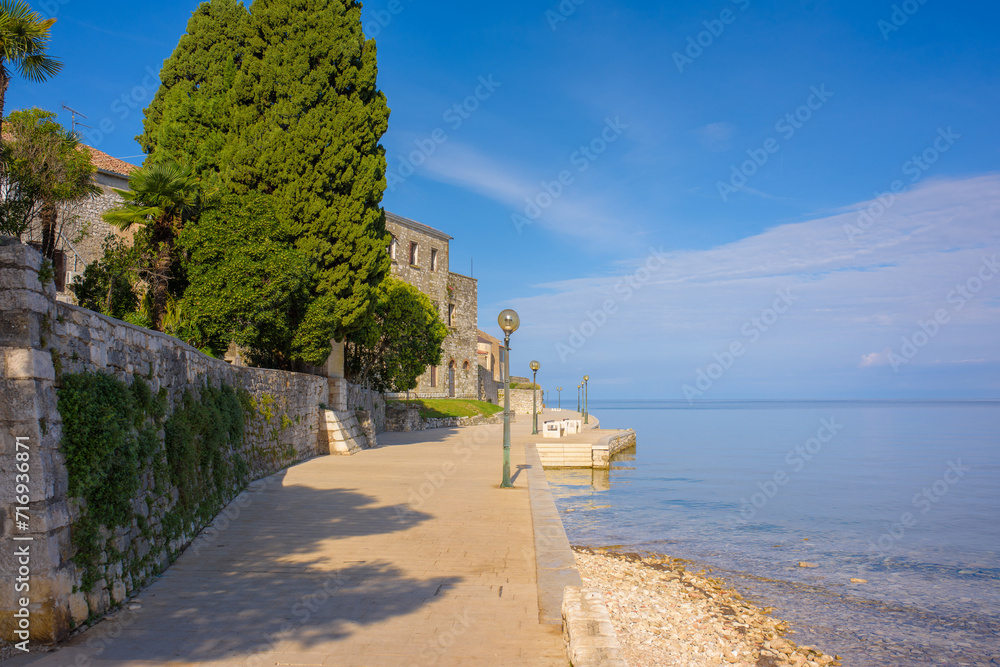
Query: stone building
[[20, 144, 136, 292], [384, 211, 479, 399], [477, 328, 503, 380]]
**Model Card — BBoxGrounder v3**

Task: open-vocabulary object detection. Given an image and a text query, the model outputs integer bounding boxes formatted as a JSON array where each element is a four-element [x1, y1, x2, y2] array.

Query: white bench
[[562, 419, 582, 435], [542, 420, 564, 438]]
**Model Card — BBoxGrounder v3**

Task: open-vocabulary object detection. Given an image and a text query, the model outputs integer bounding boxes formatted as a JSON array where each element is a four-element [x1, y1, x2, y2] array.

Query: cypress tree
[[137, 0, 249, 181], [228, 0, 390, 365], [140, 0, 391, 367]]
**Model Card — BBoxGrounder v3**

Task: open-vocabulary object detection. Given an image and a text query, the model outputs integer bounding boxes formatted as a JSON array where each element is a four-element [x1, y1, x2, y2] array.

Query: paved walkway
[[12, 411, 581, 666]]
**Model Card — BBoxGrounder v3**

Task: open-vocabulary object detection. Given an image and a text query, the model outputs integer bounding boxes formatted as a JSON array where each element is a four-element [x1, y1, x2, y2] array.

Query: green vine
[[37, 258, 54, 287], [57, 372, 246, 594]]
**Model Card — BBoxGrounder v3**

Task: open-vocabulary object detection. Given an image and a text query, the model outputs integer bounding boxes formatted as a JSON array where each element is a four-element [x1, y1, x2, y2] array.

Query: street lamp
[[583, 375, 590, 424], [557, 387, 563, 409], [498, 309, 520, 488], [529, 360, 541, 435], [577, 383, 581, 413]]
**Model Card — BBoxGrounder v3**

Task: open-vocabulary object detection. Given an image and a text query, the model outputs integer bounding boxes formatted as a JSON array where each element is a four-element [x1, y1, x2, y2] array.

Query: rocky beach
[[573, 547, 841, 667]]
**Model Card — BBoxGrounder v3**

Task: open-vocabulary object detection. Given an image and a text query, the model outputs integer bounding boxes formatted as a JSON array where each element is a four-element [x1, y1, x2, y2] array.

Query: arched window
[[463, 360, 470, 370], [449, 359, 457, 369], [388, 235, 398, 260]]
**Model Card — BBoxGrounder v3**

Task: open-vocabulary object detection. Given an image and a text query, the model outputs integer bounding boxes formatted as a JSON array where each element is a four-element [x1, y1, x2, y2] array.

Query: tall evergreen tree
[[140, 0, 391, 367], [136, 0, 248, 181]]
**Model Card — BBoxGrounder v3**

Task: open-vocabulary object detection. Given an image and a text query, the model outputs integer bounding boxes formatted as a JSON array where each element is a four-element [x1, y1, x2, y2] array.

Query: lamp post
[[556, 387, 563, 409], [583, 375, 590, 424], [577, 383, 581, 413], [529, 360, 541, 435], [498, 309, 520, 488]]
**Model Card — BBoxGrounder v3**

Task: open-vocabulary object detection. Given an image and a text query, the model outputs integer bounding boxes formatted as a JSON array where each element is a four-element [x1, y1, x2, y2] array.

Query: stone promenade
[[9, 412, 579, 666]]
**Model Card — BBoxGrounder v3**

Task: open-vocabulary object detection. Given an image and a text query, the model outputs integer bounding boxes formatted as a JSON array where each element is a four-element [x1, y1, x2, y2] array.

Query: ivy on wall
[[57, 371, 247, 595]]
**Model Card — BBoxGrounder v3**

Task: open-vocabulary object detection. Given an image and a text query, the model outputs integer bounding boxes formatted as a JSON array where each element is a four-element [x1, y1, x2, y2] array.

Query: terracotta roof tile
[[2, 131, 139, 178], [82, 145, 138, 177]]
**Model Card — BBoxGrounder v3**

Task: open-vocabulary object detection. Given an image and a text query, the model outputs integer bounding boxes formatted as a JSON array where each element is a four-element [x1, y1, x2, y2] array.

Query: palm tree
[[0, 0, 62, 138], [103, 161, 203, 331]]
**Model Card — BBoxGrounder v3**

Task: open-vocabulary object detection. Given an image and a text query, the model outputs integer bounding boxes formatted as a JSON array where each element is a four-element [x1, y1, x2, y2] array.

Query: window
[[463, 360, 470, 370], [430, 366, 437, 387], [448, 303, 455, 326], [409, 241, 418, 266], [389, 235, 397, 260], [430, 248, 438, 271]]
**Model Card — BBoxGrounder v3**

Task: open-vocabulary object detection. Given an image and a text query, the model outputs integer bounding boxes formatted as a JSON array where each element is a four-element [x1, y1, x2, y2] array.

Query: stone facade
[[478, 364, 499, 403], [477, 329, 503, 381], [498, 387, 544, 415], [20, 147, 136, 293], [0, 240, 375, 644], [384, 212, 479, 399]]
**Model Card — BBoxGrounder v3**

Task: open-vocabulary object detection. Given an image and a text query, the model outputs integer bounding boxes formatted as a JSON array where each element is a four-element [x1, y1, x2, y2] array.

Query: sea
[[545, 400, 1000, 666]]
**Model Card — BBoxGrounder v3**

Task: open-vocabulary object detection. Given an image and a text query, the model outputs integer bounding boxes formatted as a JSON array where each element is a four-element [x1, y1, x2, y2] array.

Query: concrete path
[[11, 411, 578, 666]]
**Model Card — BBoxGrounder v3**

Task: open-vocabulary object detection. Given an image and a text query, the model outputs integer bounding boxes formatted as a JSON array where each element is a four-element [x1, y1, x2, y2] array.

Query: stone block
[[0, 242, 43, 272], [0, 288, 51, 314], [0, 311, 41, 347], [3, 347, 56, 381], [111, 579, 126, 603], [68, 591, 89, 626], [0, 378, 42, 423]]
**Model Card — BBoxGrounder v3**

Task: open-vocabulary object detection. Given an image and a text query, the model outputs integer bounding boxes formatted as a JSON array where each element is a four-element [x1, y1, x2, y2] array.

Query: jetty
[[533, 409, 636, 468]]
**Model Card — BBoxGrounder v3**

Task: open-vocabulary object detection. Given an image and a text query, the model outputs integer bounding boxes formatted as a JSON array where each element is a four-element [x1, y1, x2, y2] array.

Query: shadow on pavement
[[19, 471, 458, 665]]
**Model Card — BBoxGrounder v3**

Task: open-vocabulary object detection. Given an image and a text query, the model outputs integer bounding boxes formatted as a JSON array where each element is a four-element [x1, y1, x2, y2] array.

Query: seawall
[[0, 240, 377, 644]]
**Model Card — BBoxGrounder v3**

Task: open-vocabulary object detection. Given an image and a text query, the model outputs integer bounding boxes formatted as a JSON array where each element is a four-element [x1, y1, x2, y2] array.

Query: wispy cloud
[[419, 141, 645, 245], [509, 174, 1000, 397]]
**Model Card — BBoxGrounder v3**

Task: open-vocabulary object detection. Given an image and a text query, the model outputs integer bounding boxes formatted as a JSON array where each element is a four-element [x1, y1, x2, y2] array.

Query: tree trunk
[[150, 244, 172, 331], [0, 69, 8, 141], [39, 201, 58, 259], [0, 71, 9, 184]]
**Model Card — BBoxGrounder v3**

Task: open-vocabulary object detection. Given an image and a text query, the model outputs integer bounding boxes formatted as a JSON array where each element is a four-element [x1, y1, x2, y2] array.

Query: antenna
[[60, 104, 91, 134]]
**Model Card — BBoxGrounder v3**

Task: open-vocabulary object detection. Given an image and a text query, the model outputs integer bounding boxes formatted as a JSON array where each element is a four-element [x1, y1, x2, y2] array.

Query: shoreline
[[572, 546, 841, 667]]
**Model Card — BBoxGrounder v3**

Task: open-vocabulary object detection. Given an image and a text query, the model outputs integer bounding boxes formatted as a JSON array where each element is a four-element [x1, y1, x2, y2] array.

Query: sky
[[9, 0, 1000, 399]]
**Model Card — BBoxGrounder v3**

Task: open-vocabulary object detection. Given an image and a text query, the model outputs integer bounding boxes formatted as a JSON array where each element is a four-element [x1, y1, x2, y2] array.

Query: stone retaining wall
[[385, 404, 506, 432], [498, 387, 543, 415], [0, 240, 336, 644]]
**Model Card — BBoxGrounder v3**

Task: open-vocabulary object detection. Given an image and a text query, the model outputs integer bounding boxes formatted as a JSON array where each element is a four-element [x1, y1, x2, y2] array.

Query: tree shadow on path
[[34, 471, 459, 664]]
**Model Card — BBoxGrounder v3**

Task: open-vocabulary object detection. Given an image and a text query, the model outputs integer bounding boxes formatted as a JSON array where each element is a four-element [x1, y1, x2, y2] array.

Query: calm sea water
[[546, 400, 1000, 666]]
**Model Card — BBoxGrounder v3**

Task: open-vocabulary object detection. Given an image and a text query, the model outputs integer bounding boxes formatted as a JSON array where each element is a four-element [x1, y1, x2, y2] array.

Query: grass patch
[[391, 398, 504, 420], [508, 381, 539, 390]]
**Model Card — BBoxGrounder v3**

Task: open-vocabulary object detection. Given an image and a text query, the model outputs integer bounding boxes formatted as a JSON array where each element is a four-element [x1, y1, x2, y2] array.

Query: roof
[[477, 329, 501, 345], [2, 131, 138, 178], [385, 211, 453, 242], [85, 146, 138, 177]]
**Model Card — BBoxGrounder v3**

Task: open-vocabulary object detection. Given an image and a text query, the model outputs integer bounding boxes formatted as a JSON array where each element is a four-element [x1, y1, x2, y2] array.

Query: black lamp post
[[556, 386, 563, 409], [529, 360, 540, 435], [577, 383, 581, 413], [498, 309, 519, 488], [583, 375, 590, 424]]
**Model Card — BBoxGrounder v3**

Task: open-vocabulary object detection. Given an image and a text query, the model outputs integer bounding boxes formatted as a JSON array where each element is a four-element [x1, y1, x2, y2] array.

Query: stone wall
[[498, 387, 544, 415], [478, 364, 499, 403], [384, 404, 505, 432], [22, 171, 134, 288], [345, 382, 387, 434], [0, 240, 331, 644]]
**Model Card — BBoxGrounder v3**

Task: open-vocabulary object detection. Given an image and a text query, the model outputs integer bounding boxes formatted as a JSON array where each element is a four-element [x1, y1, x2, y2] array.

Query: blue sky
[[9, 0, 999, 398]]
